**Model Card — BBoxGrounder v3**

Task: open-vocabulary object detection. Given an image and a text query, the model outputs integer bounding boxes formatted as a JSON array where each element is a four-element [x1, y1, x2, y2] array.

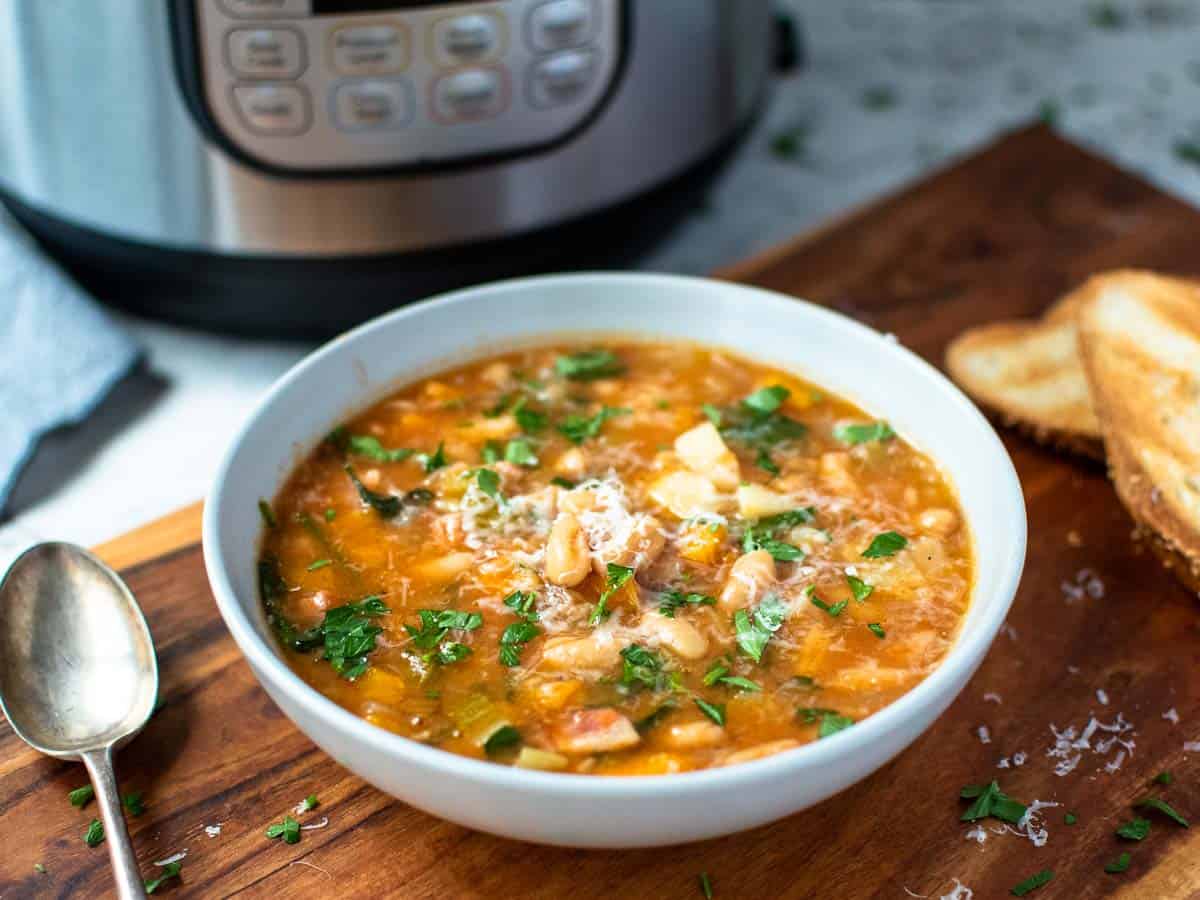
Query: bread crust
[[1076, 270, 1200, 593]]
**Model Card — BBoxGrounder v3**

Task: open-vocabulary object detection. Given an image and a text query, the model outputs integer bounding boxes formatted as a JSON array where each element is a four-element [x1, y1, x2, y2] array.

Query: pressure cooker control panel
[[187, 0, 622, 171]]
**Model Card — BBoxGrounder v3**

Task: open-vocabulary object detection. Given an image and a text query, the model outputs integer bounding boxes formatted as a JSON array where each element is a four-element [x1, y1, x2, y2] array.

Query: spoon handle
[[81, 748, 147, 899]]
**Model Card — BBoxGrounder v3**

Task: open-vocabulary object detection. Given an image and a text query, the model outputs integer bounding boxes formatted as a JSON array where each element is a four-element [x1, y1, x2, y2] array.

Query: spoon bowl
[[0, 542, 159, 898]]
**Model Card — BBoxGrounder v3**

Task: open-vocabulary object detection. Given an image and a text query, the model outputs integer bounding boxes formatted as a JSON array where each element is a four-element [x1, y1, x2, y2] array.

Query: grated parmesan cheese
[[965, 825, 987, 845], [1096, 688, 1109, 706], [1013, 751, 1027, 767], [301, 817, 330, 831], [204, 824, 223, 838], [983, 692, 1002, 704], [977, 725, 991, 745], [1047, 713, 1135, 776], [939, 879, 974, 900], [1061, 568, 1105, 603], [1006, 800, 1059, 847], [153, 850, 188, 867], [1184, 741, 1200, 752], [1163, 708, 1180, 725]]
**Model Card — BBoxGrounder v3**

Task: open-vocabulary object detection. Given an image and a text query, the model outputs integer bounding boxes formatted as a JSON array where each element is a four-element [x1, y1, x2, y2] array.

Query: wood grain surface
[[5, 125, 1200, 899]]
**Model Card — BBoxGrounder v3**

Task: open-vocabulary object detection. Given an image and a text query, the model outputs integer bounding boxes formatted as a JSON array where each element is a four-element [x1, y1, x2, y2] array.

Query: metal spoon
[[0, 542, 158, 899]]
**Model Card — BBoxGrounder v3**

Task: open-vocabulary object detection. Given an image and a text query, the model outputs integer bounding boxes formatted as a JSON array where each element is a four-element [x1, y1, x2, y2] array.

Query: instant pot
[[0, 1, 782, 335]]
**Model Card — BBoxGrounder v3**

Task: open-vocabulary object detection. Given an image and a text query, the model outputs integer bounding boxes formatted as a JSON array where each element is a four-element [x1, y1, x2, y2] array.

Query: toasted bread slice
[[946, 283, 1102, 457], [1076, 271, 1200, 593]]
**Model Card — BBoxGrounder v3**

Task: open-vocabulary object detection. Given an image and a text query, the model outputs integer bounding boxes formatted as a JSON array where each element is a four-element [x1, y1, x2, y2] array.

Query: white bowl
[[203, 273, 1025, 848]]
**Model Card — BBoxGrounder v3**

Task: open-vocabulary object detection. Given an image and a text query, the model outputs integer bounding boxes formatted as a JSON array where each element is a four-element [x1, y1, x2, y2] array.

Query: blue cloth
[[0, 206, 141, 514]]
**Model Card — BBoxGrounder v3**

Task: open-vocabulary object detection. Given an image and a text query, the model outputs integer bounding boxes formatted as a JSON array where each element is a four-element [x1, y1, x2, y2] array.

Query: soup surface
[[259, 342, 973, 774]]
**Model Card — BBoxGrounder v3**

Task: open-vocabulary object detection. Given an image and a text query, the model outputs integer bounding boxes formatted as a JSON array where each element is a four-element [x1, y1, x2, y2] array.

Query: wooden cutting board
[[5, 125, 1200, 899]]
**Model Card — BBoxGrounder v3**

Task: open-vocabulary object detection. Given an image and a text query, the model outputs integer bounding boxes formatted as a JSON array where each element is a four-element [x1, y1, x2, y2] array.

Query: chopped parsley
[[658, 589, 716, 618], [1065, 812, 1078, 825], [68, 785, 94, 808], [733, 594, 788, 663], [694, 697, 726, 727], [834, 421, 895, 445], [307, 558, 333, 572], [301, 794, 319, 812], [1104, 852, 1131, 875], [558, 406, 631, 445], [1136, 797, 1189, 827], [555, 349, 625, 381], [550, 476, 577, 489], [847, 575, 873, 601], [122, 791, 145, 817], [296, 596, 391, 680], [741, 508, 814, 561], [701, 403, 723, 426], [755, 448, 780, 476], [475, 467, 502, 501], [960, 781, 1027, 824], [619, 644, 678, 693], [418, 441, 447, 473], [715, 385, 807, 455], [499, 620, 541, 667], [258, 499, 277, 528], [512, 397, 549, 434], [590, 563, 634, 625], [702, 660, 761, 692], [84, 819, 104, 847], [34, 863, 46, 874], [1116, 817, 1150, 840], [324, 507, 336, 522], [266, 814, 301, 844], [635, 701, 677, 732], [1153, 771, 1174, 785], [343, 434, 414, 463], [867, 623, 886, 639], [862, 531, 907, 558], [482, 440, 501, 463], [145, 862, 182, 893], [808, 589, 847, 618], [504, 438, 539, 468], [699, 871, 714, 899], [1010, 870, 1053, 896], [344, 464, 401, 518], [484, 725, 521, 755], [817, 713, 854, 738], [405, 608, 483, 667]]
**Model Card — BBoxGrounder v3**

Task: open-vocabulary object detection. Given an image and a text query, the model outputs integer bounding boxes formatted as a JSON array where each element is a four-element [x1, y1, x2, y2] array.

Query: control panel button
[[332, 79, 413, 130], [330, 24, 408, 75], [432, 67, 507, 122], [227, 28, 305, 79], [432, 13, 504, 66], [528, 0, 596, 52], [218, 0, 309, 18], [528, 49, 596, 108], [231, 83, 311, 134]]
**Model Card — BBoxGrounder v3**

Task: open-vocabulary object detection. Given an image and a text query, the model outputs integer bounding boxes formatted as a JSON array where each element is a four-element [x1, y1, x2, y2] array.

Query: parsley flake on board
[[555, 349, 625, 381], [558, 405, 631, 445], [846, 574, 873, 602], [694, 697, 726, 727], [1136, 797, 1189, 827], [68, 785, 94, 808], [122, 791, 145, 817], [84, 819, 104, 847], [1116, 817, 1150, 840], [1065, 812, 1078, 825], [658, 589, 716, 618], [862, 531, 907, 558], [344, 464, 401, 518], [834, 421, 895, 445], [734, 594, 788, 663], [590, 563, 634, 625], [301, 794, 319, 812], [1153, 771, 1174, 785], [1010, 870, 1053, 896], [699, 871, 714, 899], [959, 781, 1027, 824], [1105, 852, 1131, 875], [145, 862, 182, 894], [266, 814, 301, 844]]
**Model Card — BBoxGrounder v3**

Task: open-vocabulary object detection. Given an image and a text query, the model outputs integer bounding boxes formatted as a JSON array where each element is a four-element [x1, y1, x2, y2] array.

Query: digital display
[[313, 0, 500, 12]]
